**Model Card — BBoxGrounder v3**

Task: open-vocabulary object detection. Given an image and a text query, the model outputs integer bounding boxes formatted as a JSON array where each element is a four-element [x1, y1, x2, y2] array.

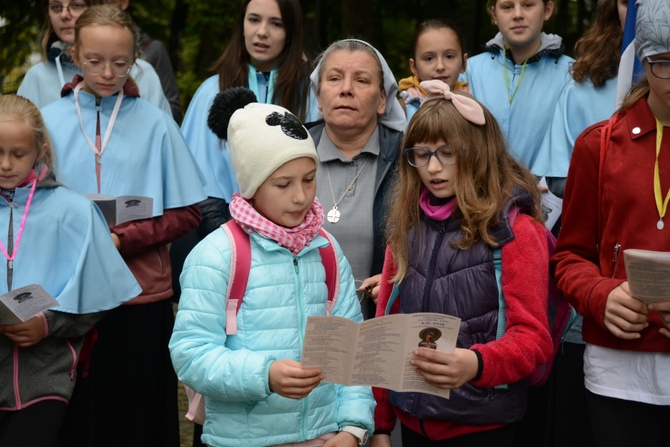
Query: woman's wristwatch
[[339, 426, 369, 445]]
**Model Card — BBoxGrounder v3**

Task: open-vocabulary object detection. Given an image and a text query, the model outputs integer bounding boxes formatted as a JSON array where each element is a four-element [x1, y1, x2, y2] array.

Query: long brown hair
[[618, 77, 650, 113], [386, 97, 542, 282], [212, 0, 311, 121], [0, 95, 55, 170], [571, 0, 622, 86]]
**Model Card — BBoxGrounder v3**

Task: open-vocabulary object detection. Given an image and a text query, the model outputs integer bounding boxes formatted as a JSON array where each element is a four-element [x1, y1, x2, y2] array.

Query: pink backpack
[[184, 221, 340, 424]]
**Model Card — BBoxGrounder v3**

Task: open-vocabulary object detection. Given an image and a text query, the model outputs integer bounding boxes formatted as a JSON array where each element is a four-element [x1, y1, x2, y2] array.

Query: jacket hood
[[484, 32, 565, 63], [46, 34, 74, 64]]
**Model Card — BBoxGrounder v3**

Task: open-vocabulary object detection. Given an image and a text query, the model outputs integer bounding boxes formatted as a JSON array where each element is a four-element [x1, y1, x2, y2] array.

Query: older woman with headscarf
[[309, 39, 405, 318]]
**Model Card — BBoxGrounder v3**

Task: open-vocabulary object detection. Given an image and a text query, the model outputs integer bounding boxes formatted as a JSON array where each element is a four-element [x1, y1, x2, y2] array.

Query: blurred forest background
[[1, 0, 601, 111]]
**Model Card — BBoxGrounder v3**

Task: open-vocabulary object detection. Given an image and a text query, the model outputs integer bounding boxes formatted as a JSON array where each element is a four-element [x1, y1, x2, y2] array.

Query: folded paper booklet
[[624, 249, 670, 304], [301, 312, 461, 398], [86, 194, 154, 227], [0, 284, 59, 325]]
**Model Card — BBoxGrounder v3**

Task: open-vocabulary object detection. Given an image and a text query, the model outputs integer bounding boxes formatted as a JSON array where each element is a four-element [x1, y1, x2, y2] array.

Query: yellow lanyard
[[654, 119, 670, 230], [504, 47, 528, 104]]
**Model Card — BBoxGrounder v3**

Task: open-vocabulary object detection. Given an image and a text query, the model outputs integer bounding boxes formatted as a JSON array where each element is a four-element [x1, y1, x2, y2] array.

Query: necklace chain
[[326, 159, 369, 207], [325, 159, 369, 224]]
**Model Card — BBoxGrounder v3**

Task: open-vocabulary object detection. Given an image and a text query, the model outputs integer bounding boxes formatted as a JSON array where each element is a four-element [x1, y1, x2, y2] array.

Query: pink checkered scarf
[[229, 193, 325, 255]]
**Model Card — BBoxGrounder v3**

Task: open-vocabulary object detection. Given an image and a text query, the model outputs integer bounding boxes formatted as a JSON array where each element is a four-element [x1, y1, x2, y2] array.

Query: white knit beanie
[[208, 87, 318, 199]]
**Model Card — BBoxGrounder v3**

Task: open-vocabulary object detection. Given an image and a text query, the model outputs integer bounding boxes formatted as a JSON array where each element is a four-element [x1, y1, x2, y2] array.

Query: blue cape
[[41, 90, 206, 215], [0, 185, 141, 314]]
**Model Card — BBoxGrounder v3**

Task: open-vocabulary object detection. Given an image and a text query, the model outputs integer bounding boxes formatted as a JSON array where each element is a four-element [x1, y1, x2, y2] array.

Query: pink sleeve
[[471, 214, 553, 387]]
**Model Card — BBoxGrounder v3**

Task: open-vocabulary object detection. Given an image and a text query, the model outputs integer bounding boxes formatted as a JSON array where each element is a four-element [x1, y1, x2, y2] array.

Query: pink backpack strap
[[222, 221, 251, 335], [317, 228, 339, 315]]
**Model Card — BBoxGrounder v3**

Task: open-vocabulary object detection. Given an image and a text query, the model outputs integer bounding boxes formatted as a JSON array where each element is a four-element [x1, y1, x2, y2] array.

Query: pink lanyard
[[0, 180, 37, 269]]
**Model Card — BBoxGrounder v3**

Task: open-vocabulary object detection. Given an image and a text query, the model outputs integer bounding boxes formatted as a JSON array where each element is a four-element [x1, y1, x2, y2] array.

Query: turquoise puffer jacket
[[170, 227, 375, 447]]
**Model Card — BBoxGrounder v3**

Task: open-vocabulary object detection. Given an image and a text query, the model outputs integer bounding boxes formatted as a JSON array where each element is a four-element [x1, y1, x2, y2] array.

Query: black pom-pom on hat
[[207, 87, 258, 139]]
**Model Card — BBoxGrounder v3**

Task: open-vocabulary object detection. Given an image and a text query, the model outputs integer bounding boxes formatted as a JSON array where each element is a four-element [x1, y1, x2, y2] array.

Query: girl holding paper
[[371, 81, 552, 446], [552, 1, 670, 445], [38, 5, 205, 447], [0, 94, 140, 447]]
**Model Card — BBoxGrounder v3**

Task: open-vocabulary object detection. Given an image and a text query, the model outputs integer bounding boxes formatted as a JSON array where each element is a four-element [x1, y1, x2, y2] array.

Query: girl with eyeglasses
[[552, 2, 670, 446], [38, 5, 206, 447], [371, 80, 552, 447], [17, 0, 171, 115]]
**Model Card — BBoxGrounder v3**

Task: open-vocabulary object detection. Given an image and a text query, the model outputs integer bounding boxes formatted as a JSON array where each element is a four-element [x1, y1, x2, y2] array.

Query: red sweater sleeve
[[111, 204, 201, 257], [372, 246, 400, 432], [471, 214, 553, 388], [550, 124, 625, 329]]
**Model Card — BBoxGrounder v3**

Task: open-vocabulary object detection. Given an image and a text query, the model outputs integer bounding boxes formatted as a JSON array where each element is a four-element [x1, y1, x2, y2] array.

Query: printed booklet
[[0, 284, 59, 325], [86, 194, 154, 226], [624, 249, 670, 304], [301, 312, 461, 398]]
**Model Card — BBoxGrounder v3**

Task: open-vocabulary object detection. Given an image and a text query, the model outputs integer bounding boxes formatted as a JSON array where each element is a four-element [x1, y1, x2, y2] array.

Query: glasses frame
[[82, 59, 134, 78], [646, 57, 670, 80], [48, 2, 87, 16], [404, 145, 458, 168]]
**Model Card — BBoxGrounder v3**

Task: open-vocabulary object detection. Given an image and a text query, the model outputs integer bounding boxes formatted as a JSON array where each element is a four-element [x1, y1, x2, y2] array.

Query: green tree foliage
[[0, 0, 43, 93], [1, 0, 599, 110]]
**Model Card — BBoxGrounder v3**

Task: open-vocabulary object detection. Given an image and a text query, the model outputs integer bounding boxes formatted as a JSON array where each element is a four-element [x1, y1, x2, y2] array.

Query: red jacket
[[551, 97, 670, 352], [112, 205, 200, 304]]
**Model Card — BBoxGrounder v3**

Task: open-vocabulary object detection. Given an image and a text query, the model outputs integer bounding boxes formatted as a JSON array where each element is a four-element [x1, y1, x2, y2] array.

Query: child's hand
[[370, 434, 392, 447], [269, 359, 322, 399], [647, 300, 670, 338], [111, 232, 121, 251], [410, 348, 478, 389], [605, 282, 649, 339], [0, 314, 46, 347], [323, 431, 360, 447], [359, 274, 381, 304]]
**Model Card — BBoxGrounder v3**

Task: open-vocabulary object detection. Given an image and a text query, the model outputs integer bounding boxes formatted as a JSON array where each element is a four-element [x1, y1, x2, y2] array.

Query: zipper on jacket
[[13, 344, 22, 409], [419, 419, 429, 437], [67, 340, 77, 379], [292, 255, 308, 441], [611, 243, 621, 278], [420, 223, 447, 313], [156, 247, 164, 270], [6, 203, 13, 291]]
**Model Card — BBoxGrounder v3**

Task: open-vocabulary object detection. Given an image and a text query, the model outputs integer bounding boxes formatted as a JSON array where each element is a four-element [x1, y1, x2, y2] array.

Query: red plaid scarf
[[229, 193, 325, 255]]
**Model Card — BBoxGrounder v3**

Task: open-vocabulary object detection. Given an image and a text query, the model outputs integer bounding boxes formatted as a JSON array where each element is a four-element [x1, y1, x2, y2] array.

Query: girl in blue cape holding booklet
[[0, 94, 140, 447], [38, 5, 206, 447]]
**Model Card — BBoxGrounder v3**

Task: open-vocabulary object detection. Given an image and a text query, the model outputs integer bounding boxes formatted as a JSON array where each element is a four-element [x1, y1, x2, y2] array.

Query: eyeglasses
[[404, 145, 457, 168], [646, 57, 670, 80], [82, 59, 133, 77], [48, 2, 87, 16]]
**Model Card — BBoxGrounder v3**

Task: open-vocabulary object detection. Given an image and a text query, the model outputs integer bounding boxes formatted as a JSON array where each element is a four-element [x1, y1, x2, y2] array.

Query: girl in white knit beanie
[[170, 87, 374, 447]]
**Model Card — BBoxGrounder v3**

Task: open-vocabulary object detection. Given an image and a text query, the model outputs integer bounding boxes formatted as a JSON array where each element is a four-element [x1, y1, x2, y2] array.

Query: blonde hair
[[73, 4, 140, 55], [386, 96, 542, 282], [0, 95, 55, 170]]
